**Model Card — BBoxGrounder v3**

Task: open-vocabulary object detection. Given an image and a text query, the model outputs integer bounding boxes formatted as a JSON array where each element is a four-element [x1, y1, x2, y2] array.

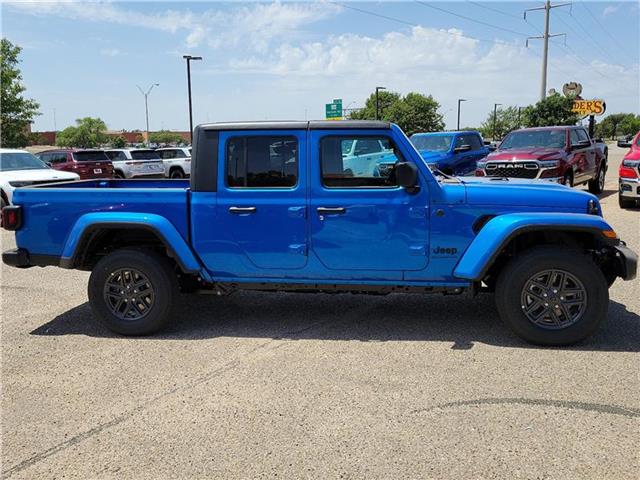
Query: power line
[[414, 1, 530, 37], [554, 9, 618, 61], [580, 0, 633, 58], [465, 1, 521, 21], [332, 2, 511, 45]]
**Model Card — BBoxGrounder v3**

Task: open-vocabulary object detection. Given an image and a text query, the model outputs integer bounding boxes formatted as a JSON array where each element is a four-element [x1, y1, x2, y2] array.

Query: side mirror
[[396, 162, 419, 192], [454, 144, 472, 153]]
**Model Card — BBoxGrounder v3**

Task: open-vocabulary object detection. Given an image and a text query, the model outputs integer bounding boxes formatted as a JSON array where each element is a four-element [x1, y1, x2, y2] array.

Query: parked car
[[617, 135, 633, 148], [476, 126, 607, 194], [36, 149, 113, 179], [0, 149, 78, 208], [155, 147, 192, 178], [410, 131, 489, 176], [618, 131, 640, 208], [2, 121, 636, 345], [340, 138, 396, 177], [104, 149, 165, 179]]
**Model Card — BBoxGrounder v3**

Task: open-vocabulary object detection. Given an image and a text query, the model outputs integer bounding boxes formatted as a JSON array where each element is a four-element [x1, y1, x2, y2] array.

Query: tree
[[619, 115, 640, 137], [148, 130, 184, 145], [595, 113, 638, 139], [1, 38, 40, 148], [479, 106, 521, 140], [349, 90, 444, 135], [110, 135, 126, 148], [56, 117, 108, 148], [522, 93, 579, 128]]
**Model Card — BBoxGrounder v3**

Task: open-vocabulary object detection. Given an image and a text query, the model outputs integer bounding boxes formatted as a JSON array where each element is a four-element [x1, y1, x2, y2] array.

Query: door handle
[[229, 206, 257, 214], [317, 207, 346, 215]]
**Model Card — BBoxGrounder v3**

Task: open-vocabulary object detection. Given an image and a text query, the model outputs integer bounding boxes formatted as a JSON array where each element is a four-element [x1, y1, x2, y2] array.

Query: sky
[[2, 0, 639, 132]]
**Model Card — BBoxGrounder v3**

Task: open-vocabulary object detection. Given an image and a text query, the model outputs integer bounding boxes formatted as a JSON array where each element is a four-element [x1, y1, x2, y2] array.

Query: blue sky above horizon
[[2, 0, 639, 132]]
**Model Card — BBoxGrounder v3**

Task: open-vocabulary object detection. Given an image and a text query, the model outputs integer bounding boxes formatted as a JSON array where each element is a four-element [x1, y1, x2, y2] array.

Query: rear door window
[[226, 136, 298, 188], [73, 151, 109, 162], [131, 150, 161, 160], [106, 151, 127, 161], [456, 134, 482, 150]]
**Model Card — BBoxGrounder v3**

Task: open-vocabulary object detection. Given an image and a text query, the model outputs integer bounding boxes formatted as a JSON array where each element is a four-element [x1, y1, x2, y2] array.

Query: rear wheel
[[88, 249, 178, 335], [169, 167, 185, 179], [495, 247, 608, 345], [588, 164, 606, 194]]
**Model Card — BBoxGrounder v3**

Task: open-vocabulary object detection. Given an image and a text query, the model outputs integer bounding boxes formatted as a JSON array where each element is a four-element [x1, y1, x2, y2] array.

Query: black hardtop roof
[[197, 120, 391, 131]]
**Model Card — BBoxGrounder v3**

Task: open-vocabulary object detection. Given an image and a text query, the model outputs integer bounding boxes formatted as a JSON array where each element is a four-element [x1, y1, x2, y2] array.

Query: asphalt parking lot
[[1, 145, 638, 479]]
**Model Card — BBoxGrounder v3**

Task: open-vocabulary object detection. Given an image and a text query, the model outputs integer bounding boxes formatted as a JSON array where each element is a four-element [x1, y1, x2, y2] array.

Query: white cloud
[[5, 0, 341, 51], [603, 5, 619, 17], [99, 47, 120, 57]]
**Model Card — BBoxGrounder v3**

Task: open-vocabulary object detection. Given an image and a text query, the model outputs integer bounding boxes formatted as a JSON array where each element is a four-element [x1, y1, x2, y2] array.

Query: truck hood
[[487, 147, 564, 161], [419, 151, 451, 162], [459, 176, 596, 210], [0, 168, 79, 183]]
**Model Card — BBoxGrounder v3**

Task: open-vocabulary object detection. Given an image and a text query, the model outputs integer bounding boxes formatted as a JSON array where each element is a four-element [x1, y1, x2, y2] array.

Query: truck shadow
[[31, 291, 640, 352]]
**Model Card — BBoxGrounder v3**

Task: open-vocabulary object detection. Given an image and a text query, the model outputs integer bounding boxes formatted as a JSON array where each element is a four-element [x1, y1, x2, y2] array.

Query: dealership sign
[[572, 99, 606, 116]]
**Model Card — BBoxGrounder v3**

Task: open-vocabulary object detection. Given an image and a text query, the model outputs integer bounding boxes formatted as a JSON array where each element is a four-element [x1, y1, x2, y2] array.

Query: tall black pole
[[183, 55, 202, 144], [186, 60, 193, 143], [457, 98, 466, 131], [375, 86, 386, 121]]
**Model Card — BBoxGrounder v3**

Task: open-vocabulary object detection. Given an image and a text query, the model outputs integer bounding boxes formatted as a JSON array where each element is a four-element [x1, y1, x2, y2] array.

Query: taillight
[[2, 205, 22, 231], [619, 165, 638, 179]]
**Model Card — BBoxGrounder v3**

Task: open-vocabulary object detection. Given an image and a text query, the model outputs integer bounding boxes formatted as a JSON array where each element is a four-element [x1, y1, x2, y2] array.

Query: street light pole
[[493, 103, 502, 140], [183, 55, 202, 143], [375, 86, 386, 120], [137, 83, 159, 145], [457, 98, 466, 131]]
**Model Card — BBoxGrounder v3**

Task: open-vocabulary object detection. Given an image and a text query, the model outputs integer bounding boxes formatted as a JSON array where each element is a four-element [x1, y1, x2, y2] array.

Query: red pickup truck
[[476, 126, 607, 194]]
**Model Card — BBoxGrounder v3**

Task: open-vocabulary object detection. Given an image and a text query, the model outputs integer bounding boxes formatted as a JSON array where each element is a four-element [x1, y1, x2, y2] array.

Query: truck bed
[[12, 179, 191, 257]]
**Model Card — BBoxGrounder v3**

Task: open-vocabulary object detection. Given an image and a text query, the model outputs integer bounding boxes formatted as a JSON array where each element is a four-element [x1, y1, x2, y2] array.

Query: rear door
[[309, 130, 430, 279], [209, 129, 308, 273], [569, 129, 591, 182]]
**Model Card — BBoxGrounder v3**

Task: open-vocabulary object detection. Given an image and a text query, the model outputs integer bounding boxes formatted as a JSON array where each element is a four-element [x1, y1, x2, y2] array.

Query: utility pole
[[137, 83, 159, 145], [53, 108, 57, 132], [375, 86, 386, 120], [493, 103, 502, 140], [525, 1, 569, 101], [457, 99, 466, 131], [183, 55, 203, 143]]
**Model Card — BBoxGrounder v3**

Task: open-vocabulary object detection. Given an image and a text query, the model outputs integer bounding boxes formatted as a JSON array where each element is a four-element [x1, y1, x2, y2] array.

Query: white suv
[[1, 149, 79, 208], [155, 147, 191, 178], [104, 149, 165, 179]]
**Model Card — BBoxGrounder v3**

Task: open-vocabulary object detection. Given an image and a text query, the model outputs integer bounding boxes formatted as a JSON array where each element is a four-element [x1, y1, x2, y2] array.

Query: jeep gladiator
[[2, 121, 637, 345]]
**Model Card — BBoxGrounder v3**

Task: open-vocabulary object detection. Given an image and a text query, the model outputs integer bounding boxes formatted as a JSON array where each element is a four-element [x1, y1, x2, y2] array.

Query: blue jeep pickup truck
[[2, 121, 636, 345], [410, 131, 489, 176]]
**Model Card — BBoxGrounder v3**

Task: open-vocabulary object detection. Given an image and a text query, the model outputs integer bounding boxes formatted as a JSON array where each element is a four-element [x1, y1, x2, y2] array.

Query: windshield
[[0, 152, 50, 172], [410, 135, 453, 152], [74, 151, 109, 162], [130, 150, 161, 160], [500, 130, 566, 150]]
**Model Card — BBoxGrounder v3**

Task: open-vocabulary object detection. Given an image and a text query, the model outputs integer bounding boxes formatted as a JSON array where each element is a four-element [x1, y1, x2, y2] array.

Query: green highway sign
[[325, 98, 343, 120]]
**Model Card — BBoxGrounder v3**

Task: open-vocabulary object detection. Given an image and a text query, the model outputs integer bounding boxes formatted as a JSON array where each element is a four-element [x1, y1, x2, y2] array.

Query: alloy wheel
[[520, 269, 587, 329], [103, 268, 155, 321]]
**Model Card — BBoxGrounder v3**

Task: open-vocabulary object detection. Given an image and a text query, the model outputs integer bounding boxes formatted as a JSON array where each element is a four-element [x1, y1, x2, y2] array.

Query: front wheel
[[170, 168, 185, 179], [88, 249, 178, 335], [588, 164, 606, 194], [495, 247, 609, 345]]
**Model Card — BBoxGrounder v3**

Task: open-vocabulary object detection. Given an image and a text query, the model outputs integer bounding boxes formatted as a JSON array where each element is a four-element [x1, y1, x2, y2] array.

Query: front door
[[213, 130, 308, 273], [309, 130, 430, 280]]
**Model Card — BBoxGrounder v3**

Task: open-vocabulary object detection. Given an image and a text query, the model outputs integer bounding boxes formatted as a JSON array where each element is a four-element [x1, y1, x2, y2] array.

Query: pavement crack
[[411, 397, 640, 418]]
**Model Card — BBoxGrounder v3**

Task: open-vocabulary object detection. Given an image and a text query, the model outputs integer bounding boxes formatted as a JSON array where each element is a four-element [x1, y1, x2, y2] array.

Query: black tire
[[588, 164, 606, 194], [563, 170, 574, 187], [618, 194, 636, 208], [495, 246, 609, 346], [114, 170, 125, 179], [88, 248, 178, 335], [169, 167, 185, 179]]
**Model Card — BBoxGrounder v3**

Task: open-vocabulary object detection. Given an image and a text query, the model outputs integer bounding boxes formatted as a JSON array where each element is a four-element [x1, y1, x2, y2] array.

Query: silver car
[[104, 149, 165, 179]]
